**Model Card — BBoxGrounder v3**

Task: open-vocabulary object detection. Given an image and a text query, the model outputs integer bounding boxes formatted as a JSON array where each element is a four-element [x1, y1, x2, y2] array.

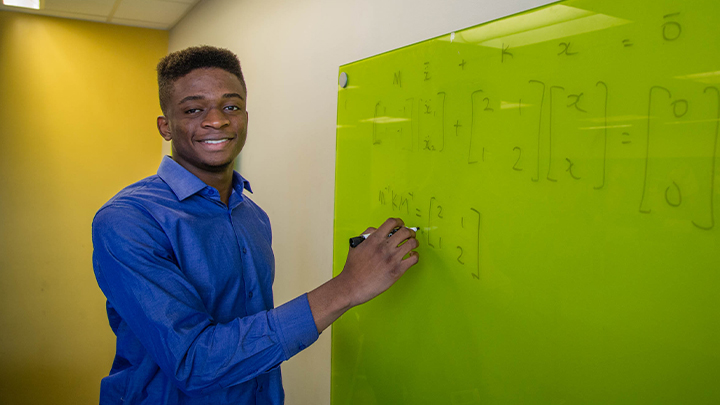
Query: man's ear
[[157, 116, 172, 141]]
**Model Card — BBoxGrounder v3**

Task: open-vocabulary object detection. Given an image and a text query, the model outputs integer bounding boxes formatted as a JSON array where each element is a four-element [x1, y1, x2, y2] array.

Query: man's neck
[[174, 160, 235, 205], [198, 169, 234, 205]]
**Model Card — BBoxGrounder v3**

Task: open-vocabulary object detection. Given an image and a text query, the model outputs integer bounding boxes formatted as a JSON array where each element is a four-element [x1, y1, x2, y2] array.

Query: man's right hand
[[307, 217, 420, 333], [338, 217, 419, 307]]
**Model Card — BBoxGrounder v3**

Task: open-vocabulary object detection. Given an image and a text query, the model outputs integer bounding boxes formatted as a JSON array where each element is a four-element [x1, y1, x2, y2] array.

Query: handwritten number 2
[[483, 97, 494, 112], [513, 147, 523, 171]]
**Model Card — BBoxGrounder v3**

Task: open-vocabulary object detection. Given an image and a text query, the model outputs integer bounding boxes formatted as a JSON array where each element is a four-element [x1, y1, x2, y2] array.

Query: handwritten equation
[[368, 82, 718, 230], [351, 10, 718, 231], [378, 186, 482, 280]]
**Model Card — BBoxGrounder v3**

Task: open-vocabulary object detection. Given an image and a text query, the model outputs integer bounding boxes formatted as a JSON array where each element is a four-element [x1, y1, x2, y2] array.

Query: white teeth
[[202, 139, 228, 144]]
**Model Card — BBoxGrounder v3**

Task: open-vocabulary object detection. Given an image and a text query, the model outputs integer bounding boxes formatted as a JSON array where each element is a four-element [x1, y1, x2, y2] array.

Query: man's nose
[[202, 108, 230, 128]]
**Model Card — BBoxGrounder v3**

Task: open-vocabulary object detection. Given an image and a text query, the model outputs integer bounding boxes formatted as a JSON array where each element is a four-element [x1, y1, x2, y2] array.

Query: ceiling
[[0, 0, 200, 30]]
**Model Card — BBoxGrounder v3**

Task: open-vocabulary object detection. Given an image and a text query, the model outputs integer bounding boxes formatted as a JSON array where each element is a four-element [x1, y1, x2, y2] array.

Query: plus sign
[[459, 60, 466, 69], [454, 120, 462, 135]]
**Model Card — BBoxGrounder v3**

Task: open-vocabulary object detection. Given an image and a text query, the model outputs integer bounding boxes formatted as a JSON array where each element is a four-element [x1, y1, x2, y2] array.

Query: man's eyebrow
[[223, 93, 245, 100], [178, 93, 245, 105], [178, 95, 204, 105]]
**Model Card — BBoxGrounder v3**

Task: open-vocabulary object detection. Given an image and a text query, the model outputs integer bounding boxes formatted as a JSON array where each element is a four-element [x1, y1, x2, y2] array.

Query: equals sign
[[622, 132, 632, 144], [415, 208, 422, 218], [622, 39, 633, 47]]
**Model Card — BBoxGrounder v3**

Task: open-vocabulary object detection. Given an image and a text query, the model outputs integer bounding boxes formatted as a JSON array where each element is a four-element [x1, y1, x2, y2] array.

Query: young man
[[92, 46, 419, 404]]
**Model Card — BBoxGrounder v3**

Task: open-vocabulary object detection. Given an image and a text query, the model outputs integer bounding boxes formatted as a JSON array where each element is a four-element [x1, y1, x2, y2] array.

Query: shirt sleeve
[[92, 203, 319, 397]]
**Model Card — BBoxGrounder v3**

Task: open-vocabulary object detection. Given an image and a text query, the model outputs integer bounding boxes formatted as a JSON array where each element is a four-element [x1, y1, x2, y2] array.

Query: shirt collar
[[157, 155, 253, 201], [232, 170, 253, 194]]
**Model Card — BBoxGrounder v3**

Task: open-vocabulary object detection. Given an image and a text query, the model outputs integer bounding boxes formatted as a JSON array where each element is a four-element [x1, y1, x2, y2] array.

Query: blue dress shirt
[[92, 156, 319, 404]]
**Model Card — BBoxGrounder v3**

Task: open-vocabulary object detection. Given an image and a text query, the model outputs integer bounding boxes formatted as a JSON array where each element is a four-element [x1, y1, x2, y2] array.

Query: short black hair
[[156, 45, 246, 114]]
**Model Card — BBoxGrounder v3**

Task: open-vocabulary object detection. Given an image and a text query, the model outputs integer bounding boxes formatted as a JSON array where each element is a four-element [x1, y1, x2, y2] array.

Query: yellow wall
[[0, 11, 167, 404]]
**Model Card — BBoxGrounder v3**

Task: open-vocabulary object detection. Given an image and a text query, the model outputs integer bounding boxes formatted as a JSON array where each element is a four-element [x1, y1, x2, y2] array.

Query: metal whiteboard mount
[[339, 72, 349, 88]]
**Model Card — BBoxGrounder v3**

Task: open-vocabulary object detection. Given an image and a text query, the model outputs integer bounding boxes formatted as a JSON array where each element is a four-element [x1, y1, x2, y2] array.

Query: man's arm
[[92, 203, 318, 396], [307, 217, 419, 332]]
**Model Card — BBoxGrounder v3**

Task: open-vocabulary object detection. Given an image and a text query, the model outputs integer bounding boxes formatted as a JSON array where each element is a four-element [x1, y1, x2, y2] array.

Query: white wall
[[169, 0, 553, 403]]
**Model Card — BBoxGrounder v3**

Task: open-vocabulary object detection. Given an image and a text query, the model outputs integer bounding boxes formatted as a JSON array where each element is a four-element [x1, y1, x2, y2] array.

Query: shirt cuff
[[270, 293, 319, 360]]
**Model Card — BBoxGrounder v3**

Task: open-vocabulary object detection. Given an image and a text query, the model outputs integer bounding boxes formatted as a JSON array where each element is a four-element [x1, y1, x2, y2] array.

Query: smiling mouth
[[200, 138, 232, 145]]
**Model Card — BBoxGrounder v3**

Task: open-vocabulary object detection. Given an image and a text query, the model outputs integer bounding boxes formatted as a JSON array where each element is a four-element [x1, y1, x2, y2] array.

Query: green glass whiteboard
[[332, 0, 720, 403]]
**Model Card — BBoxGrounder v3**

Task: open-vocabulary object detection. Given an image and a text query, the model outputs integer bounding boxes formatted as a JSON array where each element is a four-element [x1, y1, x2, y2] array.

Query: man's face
[[158, 67, 248, 177]]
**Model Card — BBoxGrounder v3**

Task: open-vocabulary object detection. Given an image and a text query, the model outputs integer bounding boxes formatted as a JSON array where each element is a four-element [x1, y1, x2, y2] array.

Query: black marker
[[349, 226, 419, 248]]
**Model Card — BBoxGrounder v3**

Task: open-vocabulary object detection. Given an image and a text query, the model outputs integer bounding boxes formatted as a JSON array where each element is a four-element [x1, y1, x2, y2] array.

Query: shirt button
[[242, 247, 247, 254], [258, 384, 263, 393], [248, 291, 254, 299]]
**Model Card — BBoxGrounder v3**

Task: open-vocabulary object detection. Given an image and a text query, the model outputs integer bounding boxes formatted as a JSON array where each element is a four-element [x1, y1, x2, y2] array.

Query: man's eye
[[185, 108, 201, 114], [225, 105, 240, 111]]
